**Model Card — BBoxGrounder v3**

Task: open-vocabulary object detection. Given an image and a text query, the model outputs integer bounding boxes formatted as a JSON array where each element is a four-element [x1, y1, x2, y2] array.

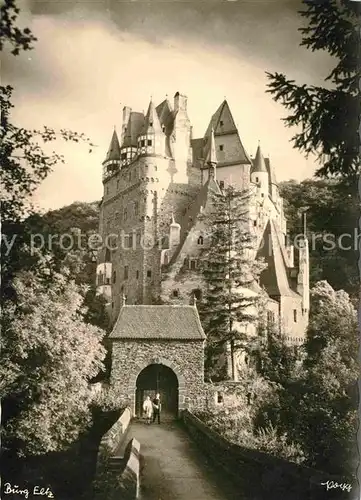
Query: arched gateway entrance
[[108, 305, 206, 417], [135, 364, 179, 417]]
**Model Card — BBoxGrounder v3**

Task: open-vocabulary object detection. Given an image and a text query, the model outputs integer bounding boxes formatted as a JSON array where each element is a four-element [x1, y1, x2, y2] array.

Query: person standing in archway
[[152, 393, 161, 424], [143, 396, 153, 424]]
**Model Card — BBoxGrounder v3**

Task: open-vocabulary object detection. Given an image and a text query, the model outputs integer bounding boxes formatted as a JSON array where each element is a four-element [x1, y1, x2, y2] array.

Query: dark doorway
[[135, 364, 179, 418]]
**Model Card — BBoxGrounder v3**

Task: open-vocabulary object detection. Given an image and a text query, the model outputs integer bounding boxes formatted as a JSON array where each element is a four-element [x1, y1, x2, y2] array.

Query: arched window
[[197, 235, 204, 245]]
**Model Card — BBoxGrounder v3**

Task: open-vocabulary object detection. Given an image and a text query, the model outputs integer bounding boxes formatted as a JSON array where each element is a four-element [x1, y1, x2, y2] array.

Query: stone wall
[[183, 411, 357, 500], [97, 407, 131, 461], [110, 339, 206, 414]]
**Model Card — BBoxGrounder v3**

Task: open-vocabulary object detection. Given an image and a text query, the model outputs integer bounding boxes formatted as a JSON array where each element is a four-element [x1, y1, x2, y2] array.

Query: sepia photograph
[[1, 0, 360, 499]]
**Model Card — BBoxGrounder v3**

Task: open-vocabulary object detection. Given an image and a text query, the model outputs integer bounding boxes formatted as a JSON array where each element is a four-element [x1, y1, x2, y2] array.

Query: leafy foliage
[[266, 0, 360, 180], [197, 374, 304, 464], [198, 186, 265, 380], [1, 269, 106, 456], [0, 0, 37, 54], [260, 281, 358, 477], [279, 179, 359, 299]]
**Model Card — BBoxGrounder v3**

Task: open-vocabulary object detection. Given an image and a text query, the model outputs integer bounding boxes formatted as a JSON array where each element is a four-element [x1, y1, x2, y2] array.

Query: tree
[[266, 0, 360, 180], [253, 321, 301, 387], [1, 268, 106, 456], [279, 179, 359, 299], [198, 186, 265, 381], [0, 0, 107, 463], [273, 282, 358, 477]]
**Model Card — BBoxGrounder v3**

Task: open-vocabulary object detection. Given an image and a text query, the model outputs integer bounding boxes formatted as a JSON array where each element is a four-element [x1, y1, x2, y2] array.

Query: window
[[197, 235, 204, 245], [220, 120, 224, 126], [136, 233, 141, 245], [219, 180, 224, 189], [117, 179, 120, 189], [136, 270, 139, 279], [253, 220, 257, 227], [112, 270, 116, 284], [293, 309, 297, 323], [141, 139, 145, 147], [123, 208, 128, 221], [124, 266, 129, 280], [267, 311, 275, 324], [256, 177, 259, 183], [106, 186, 109, 195], [219, 144, 224, 151], [106, 277, 110, 285], [111, 301, 114, 309], [217, 393, 223, 404], [261, 193, 264, 197], [147, 139, 152, 146], [98, 272, 103, 286], [147, 270, 152, 278], [172, 290, 179, 298], [190, 259, 197, 270]]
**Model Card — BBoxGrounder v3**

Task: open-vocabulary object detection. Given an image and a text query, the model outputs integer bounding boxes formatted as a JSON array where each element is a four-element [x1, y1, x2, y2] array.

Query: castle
[[96, 92, 309, 346]]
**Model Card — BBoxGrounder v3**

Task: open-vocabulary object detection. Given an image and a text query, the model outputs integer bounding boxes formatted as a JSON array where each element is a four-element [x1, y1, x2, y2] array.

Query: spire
[[206, 127, 217, 179], [141, 99, 163, 135], [251, 143, 267, 173], [104, 129, 121, 162]]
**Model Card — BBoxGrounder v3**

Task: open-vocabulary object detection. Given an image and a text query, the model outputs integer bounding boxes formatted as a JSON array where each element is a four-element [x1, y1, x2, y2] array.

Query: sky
[[4, 0, 334, 212]]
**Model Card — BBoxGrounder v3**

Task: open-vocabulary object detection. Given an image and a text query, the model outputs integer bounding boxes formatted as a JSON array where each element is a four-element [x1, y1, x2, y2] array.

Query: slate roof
[[109, 305, 206, 340], [251, 144, 267, 173], [122, 112, 145, 147], [257, 220, 300, 298], [203, 100, 252, 165], [104, 129, 121, 162], [141, 100, 163, 135]]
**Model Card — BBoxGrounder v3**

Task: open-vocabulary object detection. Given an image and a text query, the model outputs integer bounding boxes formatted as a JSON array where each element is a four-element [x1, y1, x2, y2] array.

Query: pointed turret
[[102, 129, 121, 181], [250, 142, 269, 197], [251, 143, 267, 174], [141, 99, 163, 135], [137, 98, 164, 157], [206, 127, 217, 179], [105, 129, 121, 163]]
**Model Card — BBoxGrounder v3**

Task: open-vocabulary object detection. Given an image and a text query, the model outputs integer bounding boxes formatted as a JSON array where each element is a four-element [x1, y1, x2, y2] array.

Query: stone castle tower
[[96, 92, 310, 344]]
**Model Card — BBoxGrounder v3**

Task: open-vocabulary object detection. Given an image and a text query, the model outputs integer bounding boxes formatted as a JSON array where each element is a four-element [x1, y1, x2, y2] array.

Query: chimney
[[174, 92, 187, 113], [122, 106, 132, 143]]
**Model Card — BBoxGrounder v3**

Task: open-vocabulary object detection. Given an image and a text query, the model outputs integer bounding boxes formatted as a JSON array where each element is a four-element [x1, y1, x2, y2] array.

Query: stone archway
[[127, 358, 186, 417], [135, 364, 179, 418]]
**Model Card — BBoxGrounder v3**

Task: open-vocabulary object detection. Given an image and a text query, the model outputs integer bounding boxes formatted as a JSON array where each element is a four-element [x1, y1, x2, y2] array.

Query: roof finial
[[122, 294, 126, 306], [207, 126, 217, 179]]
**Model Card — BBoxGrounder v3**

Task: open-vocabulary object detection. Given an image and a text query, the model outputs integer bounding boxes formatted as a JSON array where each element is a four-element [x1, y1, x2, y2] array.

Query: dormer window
[[219, 145, 224, 151], [197, 235, 204, 245]]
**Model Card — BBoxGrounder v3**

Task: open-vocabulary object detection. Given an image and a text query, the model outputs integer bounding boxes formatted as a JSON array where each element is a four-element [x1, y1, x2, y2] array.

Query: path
[[114, 415, 243, 500]]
